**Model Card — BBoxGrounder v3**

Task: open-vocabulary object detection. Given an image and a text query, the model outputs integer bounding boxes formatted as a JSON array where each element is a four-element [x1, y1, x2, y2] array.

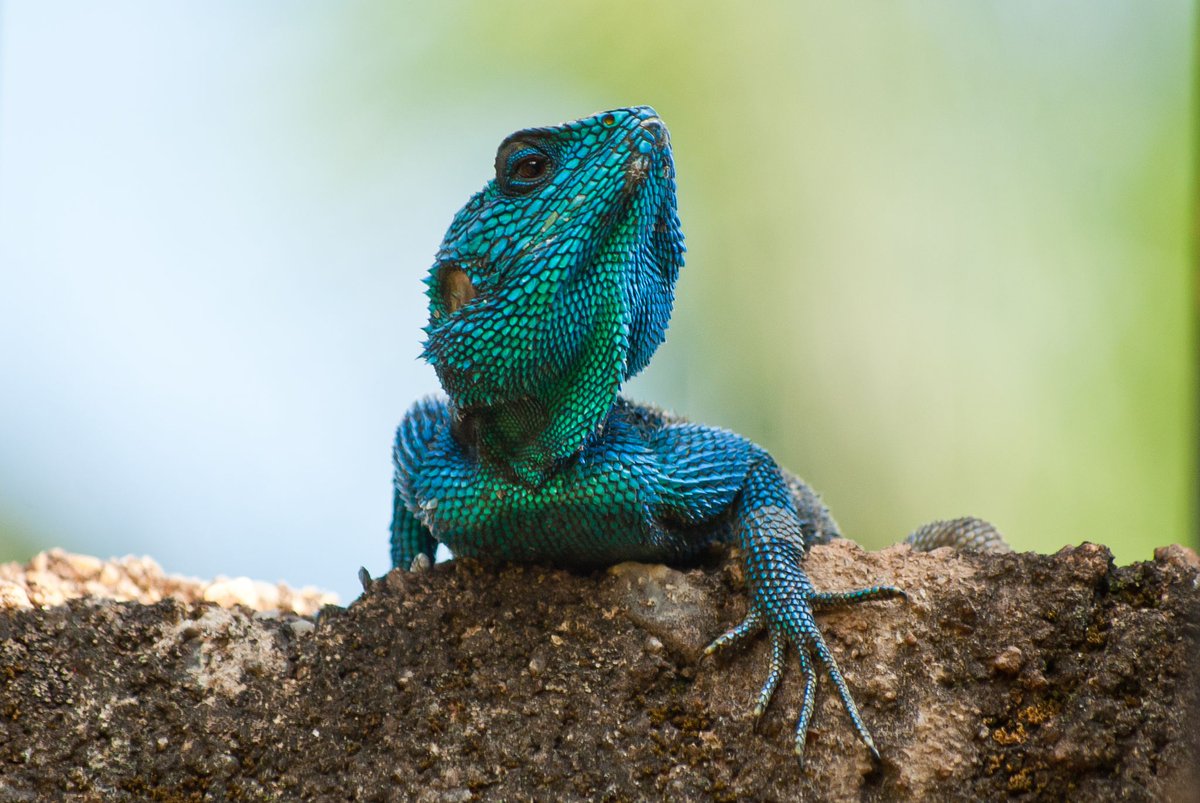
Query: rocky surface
[[0, 548, 337, 615], [0, 541, 1196, 801]]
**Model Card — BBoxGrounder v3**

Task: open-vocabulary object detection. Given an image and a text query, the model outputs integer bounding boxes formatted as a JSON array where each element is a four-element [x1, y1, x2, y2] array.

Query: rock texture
[[0, 541, 1196, 801], [0, 548, 336, 615]]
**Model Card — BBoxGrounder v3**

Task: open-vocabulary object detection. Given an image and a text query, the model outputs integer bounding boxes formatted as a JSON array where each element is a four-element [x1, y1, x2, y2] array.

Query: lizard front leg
[[651, 424, 904, 765], [705, 460, 902, 763], [389, 397, 445, 572], [705, 494, 902, 763], [390, 494, 436, 572], [703, 453, 905, 766]]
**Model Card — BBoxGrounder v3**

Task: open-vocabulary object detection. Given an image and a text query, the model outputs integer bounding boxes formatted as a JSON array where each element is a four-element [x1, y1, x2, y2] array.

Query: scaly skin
[[390, 106, 995, 765]]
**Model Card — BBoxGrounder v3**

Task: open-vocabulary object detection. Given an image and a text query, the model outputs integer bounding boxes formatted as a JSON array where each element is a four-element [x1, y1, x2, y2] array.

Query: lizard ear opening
[[437, 263, 477, 315]]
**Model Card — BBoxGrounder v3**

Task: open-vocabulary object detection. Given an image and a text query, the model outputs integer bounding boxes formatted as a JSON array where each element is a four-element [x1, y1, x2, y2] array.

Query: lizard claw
[[357, 566, 374, 593], [705, 580, 904, 765], [704, 608, 764, 656]]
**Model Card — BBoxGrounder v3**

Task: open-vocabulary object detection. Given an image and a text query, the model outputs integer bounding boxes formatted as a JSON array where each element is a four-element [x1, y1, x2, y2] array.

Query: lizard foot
[[704, 583, 906, 767]]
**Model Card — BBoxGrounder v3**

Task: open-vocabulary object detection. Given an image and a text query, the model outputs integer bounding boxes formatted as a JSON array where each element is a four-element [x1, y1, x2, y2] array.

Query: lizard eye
[[496, 141, 554, 195], [513, 154, 548, 180]]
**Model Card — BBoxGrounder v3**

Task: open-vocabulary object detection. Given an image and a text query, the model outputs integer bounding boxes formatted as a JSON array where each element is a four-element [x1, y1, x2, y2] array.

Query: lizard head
[[419, 106, 685, 472]]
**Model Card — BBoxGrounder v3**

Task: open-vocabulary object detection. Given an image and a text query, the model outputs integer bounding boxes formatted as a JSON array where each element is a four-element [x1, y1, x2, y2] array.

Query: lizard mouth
[[437, 263, 477, 315]]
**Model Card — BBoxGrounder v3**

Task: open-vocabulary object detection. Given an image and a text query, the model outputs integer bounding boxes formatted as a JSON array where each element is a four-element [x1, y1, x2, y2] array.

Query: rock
[[0, 541, 1195, 800], [0, 549, 337, 615]]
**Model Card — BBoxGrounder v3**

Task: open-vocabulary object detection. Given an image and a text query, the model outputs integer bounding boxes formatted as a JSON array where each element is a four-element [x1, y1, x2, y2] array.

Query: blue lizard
[[389, 106, 1002, 766]]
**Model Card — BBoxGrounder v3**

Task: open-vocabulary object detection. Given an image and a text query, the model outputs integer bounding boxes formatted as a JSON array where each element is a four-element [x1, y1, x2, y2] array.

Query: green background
[[340, 1, 1195, 559]]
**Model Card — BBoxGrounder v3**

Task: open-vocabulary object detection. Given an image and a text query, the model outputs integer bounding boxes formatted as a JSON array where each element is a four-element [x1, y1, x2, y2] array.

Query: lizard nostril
[[438, 264, 477, 314], [638, 118, 668, 148]]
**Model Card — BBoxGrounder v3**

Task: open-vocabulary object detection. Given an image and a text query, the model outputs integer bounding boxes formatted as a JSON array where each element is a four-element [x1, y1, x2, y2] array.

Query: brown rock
[[0, 542, 1195, 800]]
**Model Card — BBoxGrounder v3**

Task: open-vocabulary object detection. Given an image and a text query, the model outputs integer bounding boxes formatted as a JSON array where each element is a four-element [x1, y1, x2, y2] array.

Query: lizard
[[388, 105, 1005, 766]]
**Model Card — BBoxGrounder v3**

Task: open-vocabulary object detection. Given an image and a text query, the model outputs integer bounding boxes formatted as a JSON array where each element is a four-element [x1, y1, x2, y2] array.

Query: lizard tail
[[905, 517, 1011, 553]]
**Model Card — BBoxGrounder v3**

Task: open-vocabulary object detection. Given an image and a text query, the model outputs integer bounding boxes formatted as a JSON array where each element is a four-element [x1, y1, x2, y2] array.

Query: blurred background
[[0, 2, 1194, 602]]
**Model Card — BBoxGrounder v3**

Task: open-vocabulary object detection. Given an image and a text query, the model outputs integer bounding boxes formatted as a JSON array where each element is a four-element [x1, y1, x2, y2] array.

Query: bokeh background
[[0, 2, 1194, 602]]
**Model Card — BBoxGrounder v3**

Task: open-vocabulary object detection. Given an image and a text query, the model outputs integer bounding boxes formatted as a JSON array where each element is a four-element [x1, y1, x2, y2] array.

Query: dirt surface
[[0, 541, 1196, 801]]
